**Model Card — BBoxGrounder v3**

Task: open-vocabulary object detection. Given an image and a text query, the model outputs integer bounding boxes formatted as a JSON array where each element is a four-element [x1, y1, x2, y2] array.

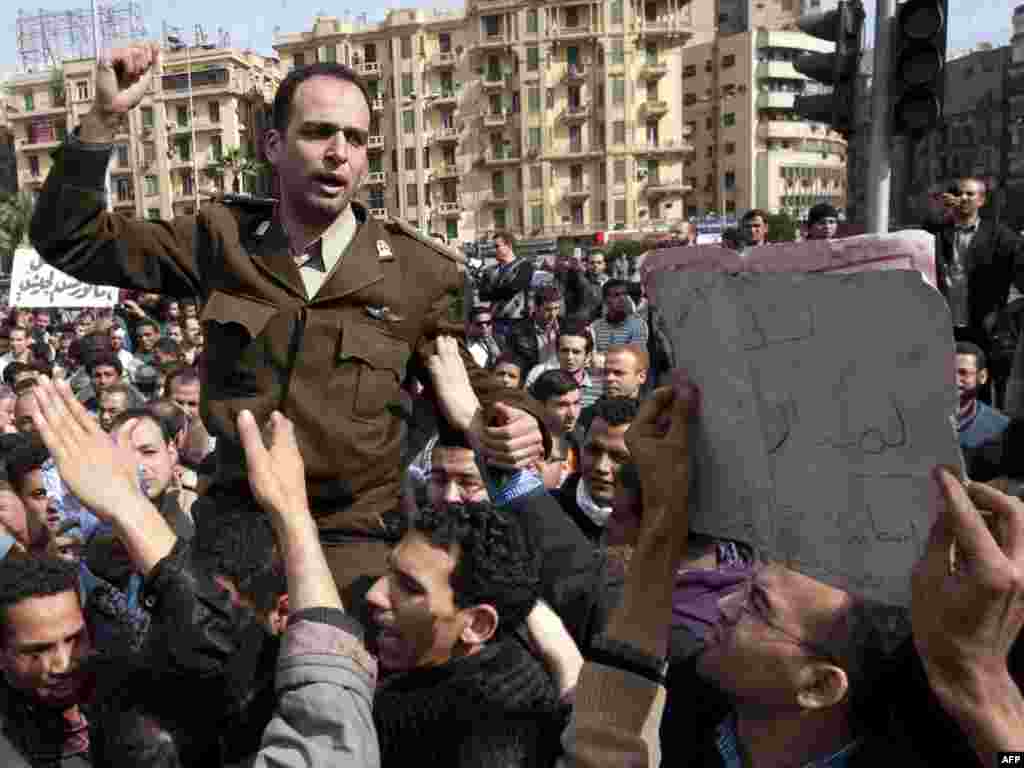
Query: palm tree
[[203, 145, 267, 195], [0, 191, 34, 275]]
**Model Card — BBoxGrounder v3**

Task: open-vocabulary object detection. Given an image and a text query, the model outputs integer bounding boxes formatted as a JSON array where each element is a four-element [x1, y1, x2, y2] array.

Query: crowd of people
[[0, 46, 1020, 767]]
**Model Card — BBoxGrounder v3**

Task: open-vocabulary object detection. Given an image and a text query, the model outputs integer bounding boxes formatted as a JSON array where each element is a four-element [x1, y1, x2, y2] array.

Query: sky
[[0, 0, 1016, 74]]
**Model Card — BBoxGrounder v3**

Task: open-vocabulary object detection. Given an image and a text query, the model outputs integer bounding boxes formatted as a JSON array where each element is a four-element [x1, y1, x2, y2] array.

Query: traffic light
[[890, 0, 947, 137], [792, 0, 865, 134]]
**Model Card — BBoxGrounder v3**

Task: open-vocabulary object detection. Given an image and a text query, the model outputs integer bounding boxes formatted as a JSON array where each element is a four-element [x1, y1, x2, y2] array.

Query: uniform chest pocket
[[201, 291, 279, 394], [338, 321, 411, 421]]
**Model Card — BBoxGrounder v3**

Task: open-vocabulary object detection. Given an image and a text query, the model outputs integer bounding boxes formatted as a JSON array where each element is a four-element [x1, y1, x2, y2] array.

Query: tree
[[0, 191, 34, 274], [766, 211, 799, 243], [203, 146, 267, 195]]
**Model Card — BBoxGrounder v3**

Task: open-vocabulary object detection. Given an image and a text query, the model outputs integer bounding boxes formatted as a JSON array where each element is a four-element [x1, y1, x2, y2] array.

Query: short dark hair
[[109, 408, 173, 444], [165, 366, 200, 394], [146, 399, 189, 442], [493, 231, 517, 249], [530, 369, 579, 403], [87, 353, 123, 376], [3, 362, 35, 387], [100, 383, 133, 402], [606, 342, 650, 372], [136, 319, 160, 335], [469, 305, 493, 323], [491, 353, 526, 385], [557, 319, 593, 353], [272, 62, 371, 134], [589, 396, 640, 429], [413, 502, 539, 636], [808, 202, 839, 225], [742, 208, 769, 224], [154, 339, 182, 358], [602, 278, 630, 299], [6, 435, 49, 496], [956, 341, 987, 371], [0, 555, 78, 634], [191, 500, 286, 614]]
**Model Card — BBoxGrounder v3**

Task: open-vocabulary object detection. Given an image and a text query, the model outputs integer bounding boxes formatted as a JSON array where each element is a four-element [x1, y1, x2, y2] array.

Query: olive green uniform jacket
[[30, 136, 548, 540]]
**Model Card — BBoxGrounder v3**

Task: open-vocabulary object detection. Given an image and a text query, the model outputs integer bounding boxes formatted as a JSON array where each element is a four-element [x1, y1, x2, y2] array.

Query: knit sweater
[[374, 635, 566, 768]]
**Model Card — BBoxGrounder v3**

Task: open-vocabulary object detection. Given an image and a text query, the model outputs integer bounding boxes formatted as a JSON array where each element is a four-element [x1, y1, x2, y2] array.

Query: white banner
[[10, 248, 119, 308]]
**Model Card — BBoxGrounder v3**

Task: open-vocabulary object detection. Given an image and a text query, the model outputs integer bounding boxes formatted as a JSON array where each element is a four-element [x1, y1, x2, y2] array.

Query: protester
[[97, 383, 133, 432], [476, 231, 535, 342], [957, 341, 1010, 451], [807, 203, 839, 241], [579, 343, 648, 432], [741, 209, 770, 246], [551, 251, 603, 322], [133, 319, 161, 365], [0, 328, 33, 380], [585, 251, 609, 288], [590, 280, 649, 373], [490, 352, 528, 389], [530, 370, 584, 485], [505, 284, 565, 376], [525, 319, 600, 408], [466, 305, 502, 370]]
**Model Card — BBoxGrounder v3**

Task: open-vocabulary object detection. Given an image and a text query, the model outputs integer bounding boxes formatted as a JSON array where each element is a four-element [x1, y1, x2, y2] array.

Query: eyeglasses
[[724, 570, 840, 665]]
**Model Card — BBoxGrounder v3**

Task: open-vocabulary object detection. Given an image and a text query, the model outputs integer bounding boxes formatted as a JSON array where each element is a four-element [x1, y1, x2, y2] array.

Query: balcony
[[547, 143, 603, 160], [113, 197, 136, 209], [369, 207, 388, 220], [640, 99, 670, 117], [477, 31, 508, 49], [757, 91, 796, 110], [552, 22, 596, 41], [366, 171, 387, 185], [433, 126, 460, 143], [358, 62, 382, 79], [371, 97, 386, 113], [368, 134, 385, 150], [564, 64, 586, 83], [482, 148, 520, 166], [633, 137, 694, 155], [483, 111, 508, 128], [755, 61, 805, 81], [428, 90, 458, 107], [482, 72, 506, 90], [480, 189, 508, 205], [560, 103, 590, 123], [169, 118, 223, 135], [169, 156, 195, 169], [434, 163, 460, 180], [430, 51, 457, 69], [18, 136, 62, 151], [643, 177, 691, 196], [8, 103, 67, 119], [563, 184, 589, 200], [636, 18, 692, 38], [438, 200, 461, 216], [639, 60, 668, 79]]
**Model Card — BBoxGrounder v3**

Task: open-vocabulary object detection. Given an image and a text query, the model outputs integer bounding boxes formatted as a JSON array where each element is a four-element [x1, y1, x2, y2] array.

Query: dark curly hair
[[190, 499, 285, 614], [5, 435, 49, 497], [413, 502, 539, 635], [589, 396, 640, 428], [0, 555, 78, 630]]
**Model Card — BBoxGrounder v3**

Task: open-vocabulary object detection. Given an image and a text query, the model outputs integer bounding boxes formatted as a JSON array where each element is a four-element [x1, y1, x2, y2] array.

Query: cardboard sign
[[644, 232, 960, 606], [10, 248, 119, 308]]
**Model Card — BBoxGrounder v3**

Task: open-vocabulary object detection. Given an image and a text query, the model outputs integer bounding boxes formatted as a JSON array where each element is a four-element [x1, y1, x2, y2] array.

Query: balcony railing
[[633, 137, 694, 154], [369, 207, 388, 219], [438, 200, 461, 215], [434, 163, 460, 179], [560, 103, 590, 123], [643, 177, 691, 195], [482, 148, 520, 164], [483, 111, 508, 128], [368, 134, 385, 150], [482, 72, 506, 90], [429, 90, 458, 106], [563, 184, 589, 198], [481, 189, 508, 204], [641, 99, 670, 116], [358, 62, 382, 78], [639, 60, 668, 78], [431, 51, 457, 68], [371, 97, 386, 112], [478, 30, 508, 48], [433, 126, 460, 142], [564, 64, 586, 82], [366, 171, 387, 185]]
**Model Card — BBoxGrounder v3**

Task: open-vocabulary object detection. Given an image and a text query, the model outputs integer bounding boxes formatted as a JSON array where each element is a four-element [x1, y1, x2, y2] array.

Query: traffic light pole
[[867, 0, 895, 233]]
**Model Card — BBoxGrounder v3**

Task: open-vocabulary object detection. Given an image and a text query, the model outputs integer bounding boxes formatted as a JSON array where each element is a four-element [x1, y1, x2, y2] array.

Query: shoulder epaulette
[[217, 194, 278, 210], [383, 215, 465, 265]]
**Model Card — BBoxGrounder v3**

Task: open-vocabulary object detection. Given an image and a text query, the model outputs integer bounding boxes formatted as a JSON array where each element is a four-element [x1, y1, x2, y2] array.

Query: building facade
[[6, 46, 281, 219]]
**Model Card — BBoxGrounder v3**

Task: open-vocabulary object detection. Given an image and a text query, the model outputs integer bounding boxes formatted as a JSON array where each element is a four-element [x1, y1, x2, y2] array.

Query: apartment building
[[680, 28, 847, 220], [274, 0, 715, 243], [6, 46, 281, 219]]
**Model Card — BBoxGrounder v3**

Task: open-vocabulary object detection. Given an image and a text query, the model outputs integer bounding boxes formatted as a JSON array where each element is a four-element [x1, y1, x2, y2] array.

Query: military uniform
[[30, 135, 549, 588]]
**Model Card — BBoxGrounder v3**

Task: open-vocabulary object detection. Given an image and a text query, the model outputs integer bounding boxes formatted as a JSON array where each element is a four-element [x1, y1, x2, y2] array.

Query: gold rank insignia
[[376, 239, 394, 262]]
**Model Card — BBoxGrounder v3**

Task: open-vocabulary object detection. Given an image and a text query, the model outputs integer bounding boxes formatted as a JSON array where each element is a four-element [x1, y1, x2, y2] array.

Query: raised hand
[[426, 335, 480, 434], [82, 42, 161, 141], [237, 410, 310, 528]]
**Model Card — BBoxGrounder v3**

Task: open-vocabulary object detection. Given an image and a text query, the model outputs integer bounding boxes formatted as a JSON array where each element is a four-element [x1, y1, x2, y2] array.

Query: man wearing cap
[[806, 203, 839, 241], [29, 47, 551, 592]]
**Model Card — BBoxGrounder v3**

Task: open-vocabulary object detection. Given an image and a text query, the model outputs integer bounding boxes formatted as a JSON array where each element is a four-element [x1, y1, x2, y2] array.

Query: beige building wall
[[8, 47, 281, 220], [274, 0, 715, 244]]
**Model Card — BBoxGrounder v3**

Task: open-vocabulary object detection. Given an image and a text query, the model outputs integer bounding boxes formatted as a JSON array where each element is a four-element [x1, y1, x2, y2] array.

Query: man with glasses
[[465, 306, 501, 370]]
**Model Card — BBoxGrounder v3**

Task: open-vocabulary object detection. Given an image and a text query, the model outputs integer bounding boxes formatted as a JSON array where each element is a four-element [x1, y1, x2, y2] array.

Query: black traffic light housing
[[890, 0, 948, 138], [793, 0, 865, 134]]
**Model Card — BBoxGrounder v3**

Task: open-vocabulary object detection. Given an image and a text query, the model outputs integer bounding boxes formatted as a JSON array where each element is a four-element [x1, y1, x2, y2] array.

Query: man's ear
[[795, 662, 849, 711], [459, 603, 499, 648], [638, 368, 648, 385], [270, 593, 290, 634], [979, 368, 989, 386], [264, 129, 283, 168]]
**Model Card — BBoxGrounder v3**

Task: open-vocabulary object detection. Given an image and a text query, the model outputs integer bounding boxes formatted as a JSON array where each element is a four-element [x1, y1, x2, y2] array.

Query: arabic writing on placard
[[10, 248, 119, 308]]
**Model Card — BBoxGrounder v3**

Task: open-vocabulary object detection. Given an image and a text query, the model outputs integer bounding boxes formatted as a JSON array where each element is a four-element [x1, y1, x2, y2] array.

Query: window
[[528, 87, 540, 113], [141, 107, 154, 129], [211, 135, 223, 161], [208, 101, 220, 123], [145, 175, 159, 196], [611, 0, 624, 23], [596, 86, 605, 107], [531, 204, 544, 229], [293, 53, 305, 68], [404, 147, 416, 169], [613, 121, 626, 144], [401, 36, 412, 59], [494, 207, 507, 229], [28, 156, 40, 177], [725, 142, 736, 155], [406, 183, 418, 206], [439, 32, 451, 53], [724, 171, 735, 190], [705, 145, 714, 158], [530, 165, 543, 188], [446, 219, 459, 240], [116, 144, 130, 166], [527, 10, 538, 33], [527, 46, 540, 71], [684, 64, 697, 78], [614, 159, 626, 183], [24, 93, 34, 111], [598, 163, 606, 185], [402, 110, 415, 134], [323, 45, 337, 63], [704, 59, 713, 73], [144, 143, 156, 165], [722, 54, 736, 69], [402, 74, 414, 98], [147, 208, 161, 220], [611, 77, 625, 105], [599, 200, 608, 221], [611, 39, 624, 66], [686, 120, 697, 135], [423, 146, 430, 167], [684, 93, 697, 106], [705, 116, 713, 130], [76, 80, 89, 100], [177, 106, 190, 127], [483, 15, 500, 38], [546, 88, 555, 110], [492, 171, 505, 195], [176, 138, 191, 161], [724, 112, 736, 127], [370, 155, 384, 174], [529, 126, 542, 148], [614, 198, 626, 223]]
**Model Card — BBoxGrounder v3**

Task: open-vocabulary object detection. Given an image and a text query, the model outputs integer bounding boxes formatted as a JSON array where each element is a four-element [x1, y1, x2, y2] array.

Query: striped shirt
[[591, 313, 649, 354]]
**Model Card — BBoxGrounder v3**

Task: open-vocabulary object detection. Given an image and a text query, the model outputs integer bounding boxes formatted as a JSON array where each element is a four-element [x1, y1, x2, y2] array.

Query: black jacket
[[552, 267, 603, 322], [552, 473, 608, 548], [504, 318, 546, 374]]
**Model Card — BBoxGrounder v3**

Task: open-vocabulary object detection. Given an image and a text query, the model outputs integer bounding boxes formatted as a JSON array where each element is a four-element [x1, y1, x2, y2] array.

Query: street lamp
[[166, 31, 200, 213]]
